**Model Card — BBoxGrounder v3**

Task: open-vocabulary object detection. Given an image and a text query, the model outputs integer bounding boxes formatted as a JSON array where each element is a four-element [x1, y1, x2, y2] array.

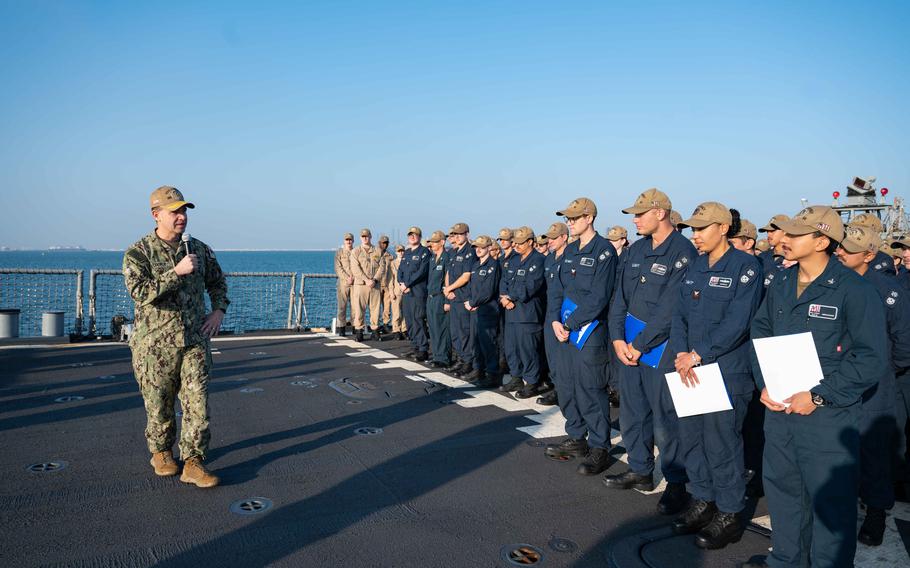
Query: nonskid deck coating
[[0, 333, 906, 567]]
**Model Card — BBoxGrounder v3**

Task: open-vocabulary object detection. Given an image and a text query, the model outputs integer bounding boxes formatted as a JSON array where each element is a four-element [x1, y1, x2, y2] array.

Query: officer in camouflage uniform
[[124, 186, 229, 488]]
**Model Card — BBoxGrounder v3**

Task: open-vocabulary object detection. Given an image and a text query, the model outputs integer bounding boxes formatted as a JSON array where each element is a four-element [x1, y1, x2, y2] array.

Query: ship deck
[[1, 333, 907, 567]]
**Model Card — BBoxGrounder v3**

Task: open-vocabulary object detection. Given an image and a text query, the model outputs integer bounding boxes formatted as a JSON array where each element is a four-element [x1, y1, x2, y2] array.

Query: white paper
[[752, 332, 823, 405], [664, 363, 733, 418]]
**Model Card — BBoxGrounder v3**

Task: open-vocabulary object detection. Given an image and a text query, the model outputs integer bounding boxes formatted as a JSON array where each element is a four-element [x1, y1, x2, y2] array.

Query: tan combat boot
[[150, 451, 179, 476], [180, 456, 220, 488]]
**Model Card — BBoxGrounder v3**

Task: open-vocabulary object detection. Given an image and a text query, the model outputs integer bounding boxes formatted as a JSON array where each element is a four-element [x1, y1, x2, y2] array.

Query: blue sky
[[1, 1, 908, 249]]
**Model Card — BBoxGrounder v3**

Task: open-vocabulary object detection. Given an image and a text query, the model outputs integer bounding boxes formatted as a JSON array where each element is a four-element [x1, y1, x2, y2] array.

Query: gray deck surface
[[1, 333, 905, 567]]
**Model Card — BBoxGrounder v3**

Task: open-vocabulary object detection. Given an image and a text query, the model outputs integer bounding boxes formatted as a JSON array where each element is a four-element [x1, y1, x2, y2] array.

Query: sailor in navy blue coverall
[[397, 227, 431, 360], [749, 207, 887, 568], [499, 226, 547, 398], [465, 235, 501, 387], [545, 198, 617, 476], [539, 222, 570, 407], [425, 230, 451, 367], [835, 225, 910, 547], [668, 203, 764, 549], [604, 188, 696, 516], [444, 223, 476, 376]]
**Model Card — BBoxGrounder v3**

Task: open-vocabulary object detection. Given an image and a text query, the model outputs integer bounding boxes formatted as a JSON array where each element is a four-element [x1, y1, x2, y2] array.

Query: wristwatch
[[562, 323, 571, 333], [810, 392, 826, 407]]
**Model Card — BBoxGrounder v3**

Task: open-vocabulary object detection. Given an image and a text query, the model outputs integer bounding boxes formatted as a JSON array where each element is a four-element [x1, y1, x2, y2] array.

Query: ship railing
[[295, 273, 339, 330], [89, 270, 298, 337], [0, 268, 84, 336]]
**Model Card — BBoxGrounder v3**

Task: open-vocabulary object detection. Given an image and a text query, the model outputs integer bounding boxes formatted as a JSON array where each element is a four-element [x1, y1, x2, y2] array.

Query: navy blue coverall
[[427, 250, 451, 365], [500, 250, 547, 385], [468, 256, 501, 375], [547, 233, 617, 450], [860, 269, 910, 510], [607, 230, 696, 482], [398, 244, 431, 353], [447, 243, 476, 365], [669, 248, 764, 514], [750, 258, 887, 568], [544, 251, 566, 394]]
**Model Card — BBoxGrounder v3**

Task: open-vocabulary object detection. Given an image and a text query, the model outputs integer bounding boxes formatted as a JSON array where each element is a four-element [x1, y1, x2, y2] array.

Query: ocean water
[[0, 250, 338, 337]]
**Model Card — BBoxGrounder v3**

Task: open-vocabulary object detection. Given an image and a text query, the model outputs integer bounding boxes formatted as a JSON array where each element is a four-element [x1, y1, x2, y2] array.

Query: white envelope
[[664, 363, 733, 418], [752, 332, 823, 404]]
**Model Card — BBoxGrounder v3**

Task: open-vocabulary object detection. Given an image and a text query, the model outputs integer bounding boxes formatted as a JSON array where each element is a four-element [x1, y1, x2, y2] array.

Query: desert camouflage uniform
[[124, 231, 229, 460]]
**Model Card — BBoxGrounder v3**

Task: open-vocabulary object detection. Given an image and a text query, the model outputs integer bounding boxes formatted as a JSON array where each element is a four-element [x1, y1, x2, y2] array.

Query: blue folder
[[560, 297, 598, 351], [624, 313, 667, 368]]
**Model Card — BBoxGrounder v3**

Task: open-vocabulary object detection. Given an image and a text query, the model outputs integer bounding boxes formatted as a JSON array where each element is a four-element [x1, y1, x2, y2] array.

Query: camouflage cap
[[427, 230, 446, 243], [343, 232, 354, 240], [776, 205, 844, 242], [622, 188, 672, 214], [759, 214, 790, 232], [669, 210, 683, 228], [512, 226, 534, 244], [544, 222, 568, 239], [471, 235, 493, 248], [379, 234, 390, 243], [449, 222, 469, 235], [733, 219, 758, 241], [360, 228, 372, 237], [497, 227, 514, 241], [407, 226, 422, 236], [535, 234, 549, 245], [679, 202, 733, 229], [756, 239, 771, 252], [606, 226, 628, 241], [150, 186, 195, 211], [841, 225, 882, 254], [556, 197, 597, 218], [848, 213, 884, 234]]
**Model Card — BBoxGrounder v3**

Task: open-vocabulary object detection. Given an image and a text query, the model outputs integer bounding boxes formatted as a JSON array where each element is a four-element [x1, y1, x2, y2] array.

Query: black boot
[[671, 499, 717, 535], [474, 373, 501, 388], [370, 330, 381, 341], [658, 482, 690, 515], [858, 506, 886, 546], [396, 331, 405, 341], [577, 447, 613, 476], [354, 329, 364, 342], [454, 362, 474, 377], [536, 390, 558, 406], [738, 556, 768, 568], [412, 351, 430, 362], [602, 470, 654, 491], [499, 376, 523, 393], [337, 327, 346, 337], [545, 437, 588, 459], [444, 359, 462, 372], [515, 383, 541, 399], [695, 511, 744, 549], [460, 368, 482, 382]]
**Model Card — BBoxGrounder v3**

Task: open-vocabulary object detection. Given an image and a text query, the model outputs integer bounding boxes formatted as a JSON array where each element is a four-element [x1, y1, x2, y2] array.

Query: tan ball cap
[[733, 220, 758, 241], [881, 240, 901, 257], [407, 226, 422, 236], [427, 230, 446, 243], [848, 213, 884, 234], [449, 222, 470, 235], [379, 235, 390, 243], [606, 226, 628, 241], [679, 202, 733, 229], [556, 197, 597, 218], [396, 244, 406, 252], [776, 205, 844, 242], [622, 188, 672, 214], [544, 222, 569, 239], [512, 226, 535, 244], [841, 225, 882, 254], [360, 228, 372, 237], [669, 210, 683, 228], [890, 238, 910, 251], [535, 234, 549, 245], [759, 214, 790, 233], [471, 235, 493, 248], [150, 186, 195, 211], [343, 232, 354, 240], [756, 239, 771, 252], [498, 228, 514, 241]]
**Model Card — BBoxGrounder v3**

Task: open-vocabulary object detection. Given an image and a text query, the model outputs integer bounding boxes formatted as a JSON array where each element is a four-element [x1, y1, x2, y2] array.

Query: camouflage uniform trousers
[[131, 340, 212, 460]]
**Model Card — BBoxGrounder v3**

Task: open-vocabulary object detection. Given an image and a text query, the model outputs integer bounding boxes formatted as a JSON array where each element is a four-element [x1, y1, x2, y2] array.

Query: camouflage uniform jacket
[[123, 230, 230, 348]]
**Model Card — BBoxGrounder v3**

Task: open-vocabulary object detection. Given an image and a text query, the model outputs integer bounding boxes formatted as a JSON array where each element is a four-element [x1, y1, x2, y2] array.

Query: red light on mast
[[881, 187, 889, 196], [833, 191, 840, 199]]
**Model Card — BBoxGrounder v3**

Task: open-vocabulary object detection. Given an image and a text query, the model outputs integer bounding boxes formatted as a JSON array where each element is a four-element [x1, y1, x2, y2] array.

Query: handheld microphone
[[181, 233, 191, 256]]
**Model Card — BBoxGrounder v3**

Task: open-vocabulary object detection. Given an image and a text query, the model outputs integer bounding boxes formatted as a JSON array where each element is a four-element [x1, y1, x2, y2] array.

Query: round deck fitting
[[54, 395, 84, 403], [230, 497, 273, 515], [501, 544, 543, 565], [353, 426, 383, 436], [26, 461, 68, 473]]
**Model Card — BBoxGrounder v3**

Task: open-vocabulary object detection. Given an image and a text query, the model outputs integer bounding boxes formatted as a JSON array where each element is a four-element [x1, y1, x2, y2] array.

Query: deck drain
[[501, 544, 543, 566], [545, 453, 575, 462], [548, 537, 578, 553], [26, 461, 68, 473], [54, 395, 84, 403], [230, 497, 273, 515], [239, 387, 263, 393], [346, 400, 363, 405], [353, 426, 383, 436], [525, 440, 546, 448], [290, 380, 317, 388]]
